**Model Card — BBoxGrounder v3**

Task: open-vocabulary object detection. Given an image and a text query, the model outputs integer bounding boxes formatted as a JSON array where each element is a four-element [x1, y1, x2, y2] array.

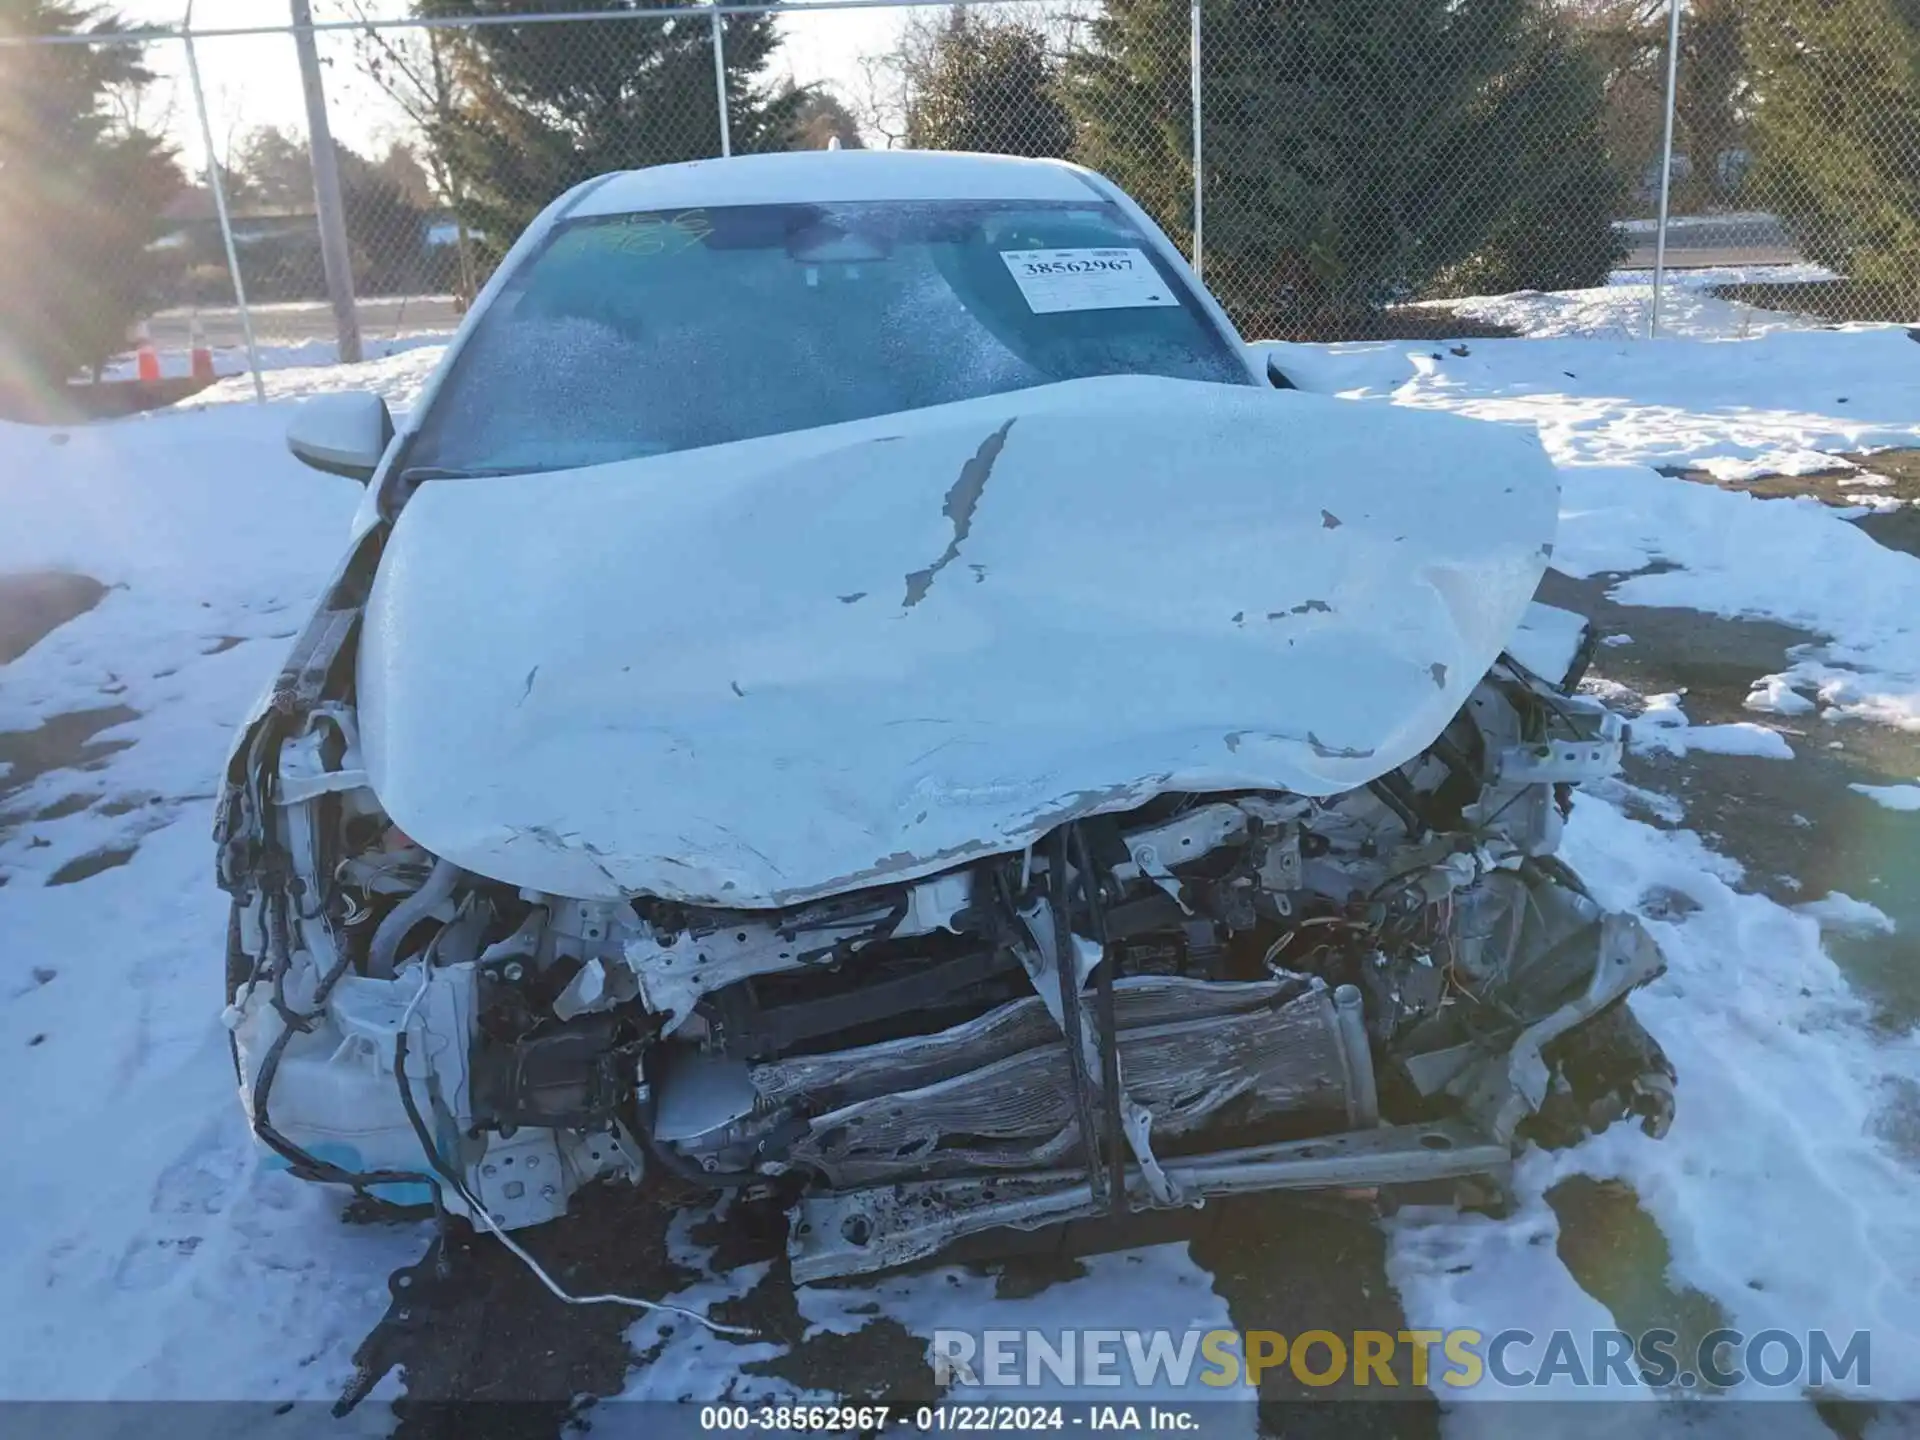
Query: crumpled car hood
[[358, 374, 1559, 907]]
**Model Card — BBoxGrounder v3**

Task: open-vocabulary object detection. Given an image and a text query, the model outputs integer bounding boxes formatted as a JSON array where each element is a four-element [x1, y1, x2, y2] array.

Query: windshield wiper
[[398, 464, 542, 483]]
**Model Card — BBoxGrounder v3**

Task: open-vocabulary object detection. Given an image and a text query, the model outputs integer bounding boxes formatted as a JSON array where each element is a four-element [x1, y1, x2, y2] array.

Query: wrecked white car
[[217, 151, 1673, 1292]]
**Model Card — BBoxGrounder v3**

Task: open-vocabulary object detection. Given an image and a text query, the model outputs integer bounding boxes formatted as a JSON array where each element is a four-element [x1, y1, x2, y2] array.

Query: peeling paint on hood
[[357, 374, 1559, 907]]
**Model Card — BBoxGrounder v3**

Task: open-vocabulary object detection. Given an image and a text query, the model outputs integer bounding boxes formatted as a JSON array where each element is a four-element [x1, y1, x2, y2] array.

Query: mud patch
[[46, 844, 139, 886], [1537, 567, 1817, 715], [1546, 1176, 1729, 1376], [751, 1314, 934, 1403], [388, 1184, 690, 1417], [1551, 565, 1920, 1031], [1657, 448, 1920, 557], [96, 792, 162, 817], [1588, 683, 1920, 1030], [1656, 745, 1920, 1033], [0, 705, 139, 806], [1193, 1195, 1438, 1432], [0, 572, 107, 665]]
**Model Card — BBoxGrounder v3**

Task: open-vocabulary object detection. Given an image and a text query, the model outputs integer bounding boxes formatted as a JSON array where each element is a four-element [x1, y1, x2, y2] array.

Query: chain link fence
[[5, 0, 1920, 411]]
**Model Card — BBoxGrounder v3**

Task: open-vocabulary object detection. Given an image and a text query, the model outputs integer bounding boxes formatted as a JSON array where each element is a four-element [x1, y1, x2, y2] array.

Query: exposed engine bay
[[217, 571, 1674, 1287]]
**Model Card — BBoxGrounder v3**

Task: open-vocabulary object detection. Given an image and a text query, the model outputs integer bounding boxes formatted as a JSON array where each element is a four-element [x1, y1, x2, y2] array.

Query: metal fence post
[[711, 7, 732, 158], [183, 32, 266, 402], [290, 0, 364, 364], [1189, 0, 1203, 279], [1650, 0, 1682, 338]]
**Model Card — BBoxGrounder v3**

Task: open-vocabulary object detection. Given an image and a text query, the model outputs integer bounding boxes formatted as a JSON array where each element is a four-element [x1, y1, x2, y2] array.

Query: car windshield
[[402, 198, 1250, 477]]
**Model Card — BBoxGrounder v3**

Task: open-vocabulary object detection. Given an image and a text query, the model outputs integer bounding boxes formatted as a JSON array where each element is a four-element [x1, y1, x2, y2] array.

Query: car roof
[[567, 150, 1105, 217]]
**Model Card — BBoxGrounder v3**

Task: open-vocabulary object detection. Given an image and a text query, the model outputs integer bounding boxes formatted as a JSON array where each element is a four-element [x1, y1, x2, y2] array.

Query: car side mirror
[[286, 392, 394, 483]]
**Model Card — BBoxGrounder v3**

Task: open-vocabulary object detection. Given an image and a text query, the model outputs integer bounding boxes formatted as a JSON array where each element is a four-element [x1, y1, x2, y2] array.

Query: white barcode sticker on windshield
[[998, 248, 1180, 313]]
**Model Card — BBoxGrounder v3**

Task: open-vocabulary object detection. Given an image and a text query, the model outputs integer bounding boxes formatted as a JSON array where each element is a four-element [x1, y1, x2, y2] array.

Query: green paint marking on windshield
[[564, 209, 714, 260]]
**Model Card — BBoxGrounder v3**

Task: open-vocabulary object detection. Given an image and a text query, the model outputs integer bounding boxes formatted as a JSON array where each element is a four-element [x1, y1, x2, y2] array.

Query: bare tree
[[851, 4, 1092, 152], [848, 24, 924, 148], [328, 0, 479, 303], [1562, 0, 1752, 209]]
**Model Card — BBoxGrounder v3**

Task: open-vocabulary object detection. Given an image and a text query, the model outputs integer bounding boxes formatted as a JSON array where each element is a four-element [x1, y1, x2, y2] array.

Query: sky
[[114, 0, 915, 180]]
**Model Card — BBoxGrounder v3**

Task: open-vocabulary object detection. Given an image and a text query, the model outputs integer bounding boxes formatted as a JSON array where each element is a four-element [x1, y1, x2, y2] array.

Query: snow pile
[[1415, 264, 1842, 343], [1795, 891, 1898, 936], [1851, 781, 1920, 813], [192, 342, 447, 416], [1745, 674, 1818, 717], [1628, 692, 1796, 760], [1428, 264, 1843, 343], [1546, 463, 1920, 730]]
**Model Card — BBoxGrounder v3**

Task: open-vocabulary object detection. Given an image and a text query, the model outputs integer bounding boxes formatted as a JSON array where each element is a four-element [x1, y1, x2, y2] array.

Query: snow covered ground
[[1412, 263, 1844, 342], [4, 266, 1919, 1422], [96, 330, 454, 387]]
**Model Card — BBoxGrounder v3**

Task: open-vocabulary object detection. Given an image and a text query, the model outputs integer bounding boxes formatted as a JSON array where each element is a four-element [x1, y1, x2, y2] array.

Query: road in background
[[146, 294, 464, 356], [1618, 211, 1801, 269]]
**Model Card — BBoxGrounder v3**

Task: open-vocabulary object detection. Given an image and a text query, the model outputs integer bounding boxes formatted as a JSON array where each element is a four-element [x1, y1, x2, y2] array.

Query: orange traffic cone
[[134, 322, 162, 384], [189, 317, 215, 383]]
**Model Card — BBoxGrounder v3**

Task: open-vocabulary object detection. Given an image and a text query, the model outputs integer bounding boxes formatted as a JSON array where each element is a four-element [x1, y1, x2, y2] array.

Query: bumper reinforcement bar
[[788, 1117, 1510, 1282]]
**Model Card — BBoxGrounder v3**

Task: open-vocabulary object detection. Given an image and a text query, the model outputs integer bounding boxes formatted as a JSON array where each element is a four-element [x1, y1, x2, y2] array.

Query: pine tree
[[236, 127, 317, 212], [1745, 0, 1920, 297], [1063, 0, 1193, 251], [1427, 22, 1625, 299], [337, 147, 433, 295], [0, 0, 181, 386], [418, 0, 802, 256], [1674, 0, 1748, 207], [1066, 0, 1624, 336], [904, 10, 1072, 159]]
